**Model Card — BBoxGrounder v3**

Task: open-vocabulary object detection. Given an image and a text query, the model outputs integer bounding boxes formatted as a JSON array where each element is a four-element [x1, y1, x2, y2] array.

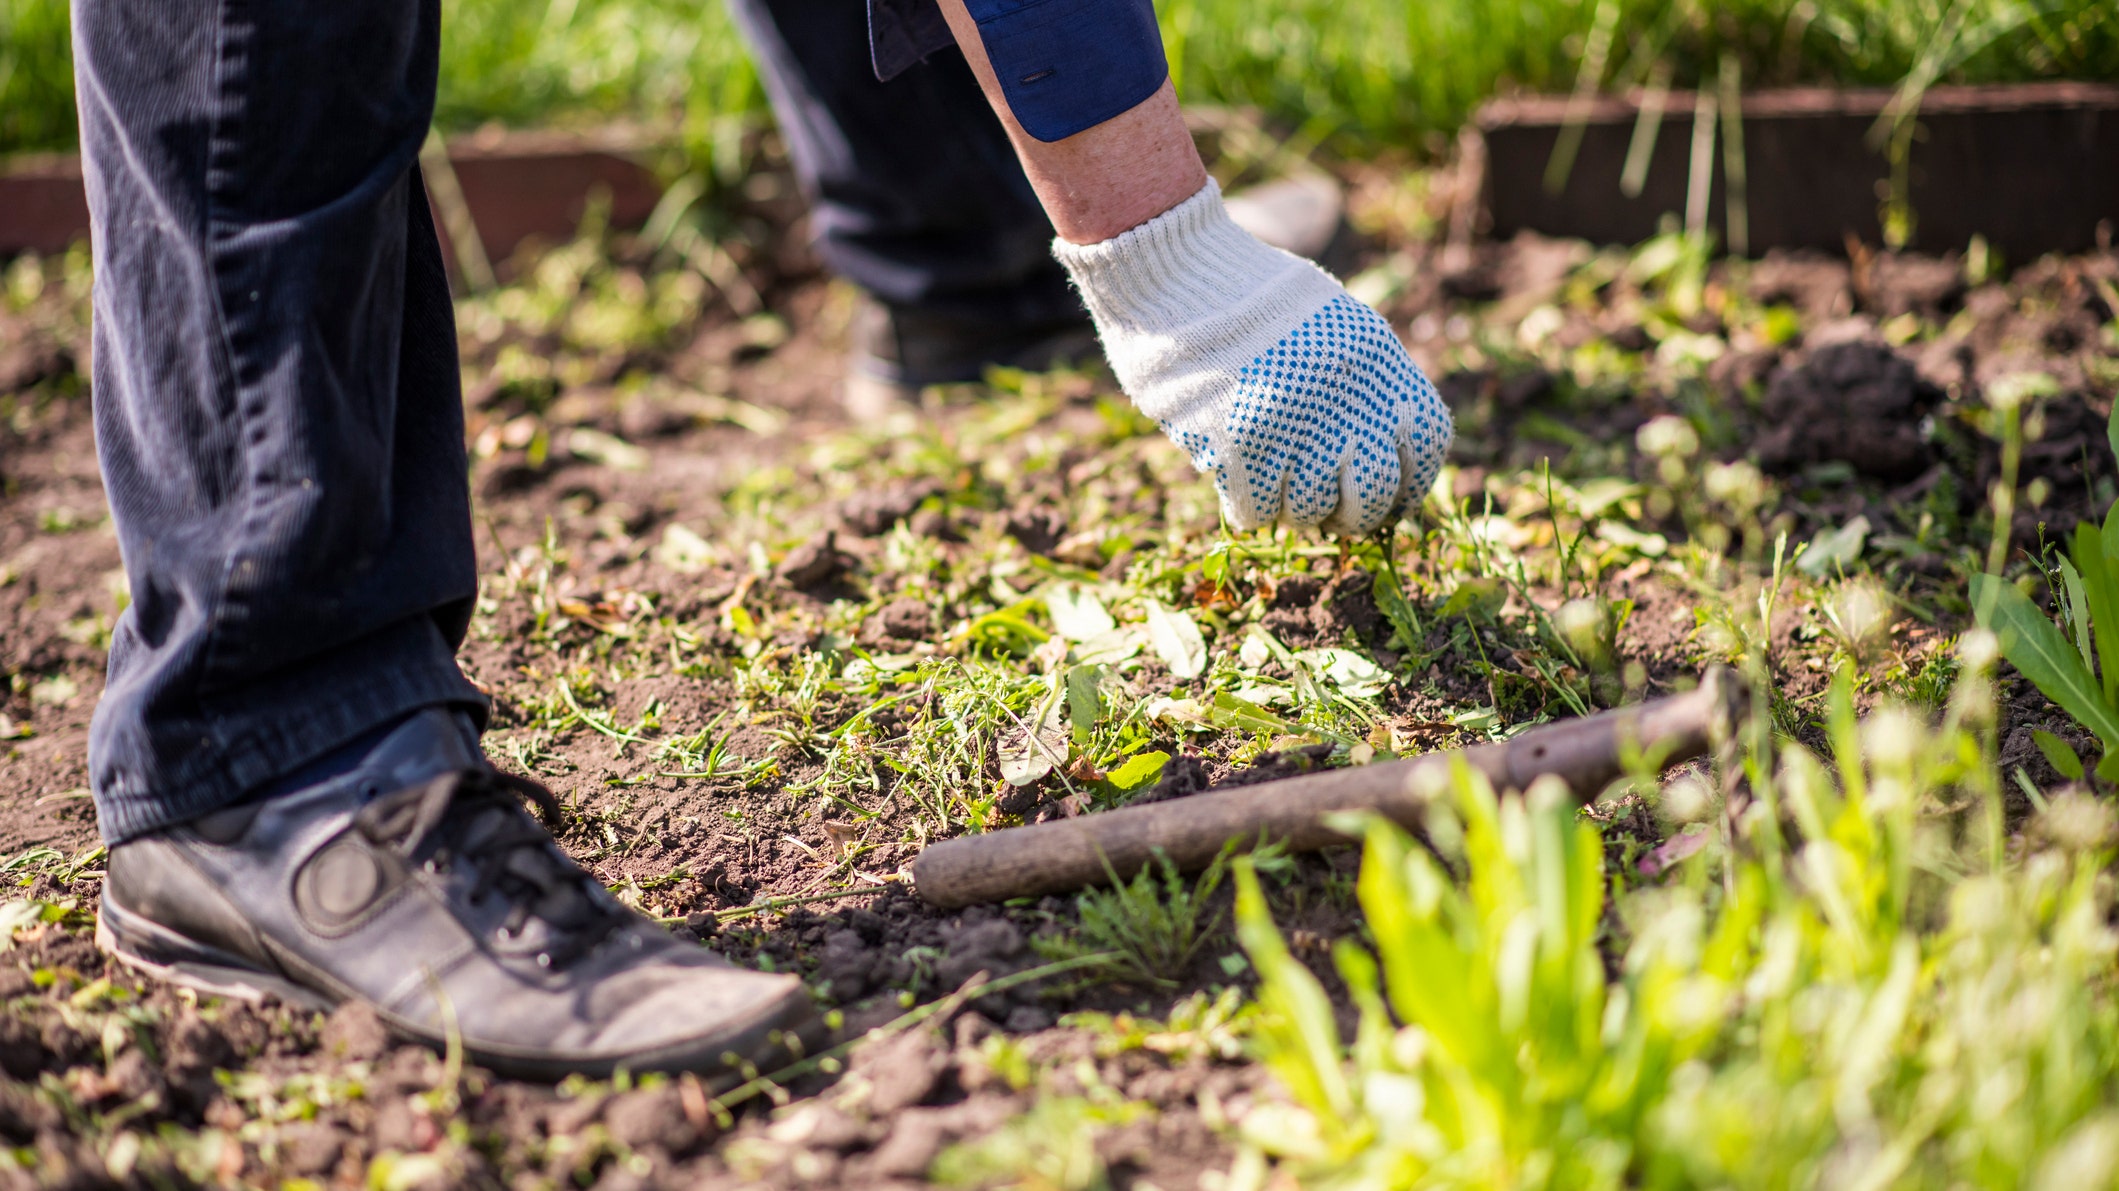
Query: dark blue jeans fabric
[[73, 0, 1132, 843], [865, 0, 1167, 143], [73, 0, 486, 842], [730, 0, 1081, 326]]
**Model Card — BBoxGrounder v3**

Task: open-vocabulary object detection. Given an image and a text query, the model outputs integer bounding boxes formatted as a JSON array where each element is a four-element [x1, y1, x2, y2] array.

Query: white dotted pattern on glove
[[1167, 294, 1451, 534], [1054, 179, 1454, 536]]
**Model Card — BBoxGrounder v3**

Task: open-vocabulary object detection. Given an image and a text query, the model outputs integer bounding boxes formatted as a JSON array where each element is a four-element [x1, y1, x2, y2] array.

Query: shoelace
[[353, 770, 622, 969]]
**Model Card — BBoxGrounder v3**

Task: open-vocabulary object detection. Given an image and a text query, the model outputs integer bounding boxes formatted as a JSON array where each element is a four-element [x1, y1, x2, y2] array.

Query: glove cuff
[[1052, 178, 1341, 424]]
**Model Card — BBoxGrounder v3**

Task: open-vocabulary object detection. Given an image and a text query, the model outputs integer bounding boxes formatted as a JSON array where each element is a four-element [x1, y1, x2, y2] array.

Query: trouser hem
[[93, 616, 485, 843]]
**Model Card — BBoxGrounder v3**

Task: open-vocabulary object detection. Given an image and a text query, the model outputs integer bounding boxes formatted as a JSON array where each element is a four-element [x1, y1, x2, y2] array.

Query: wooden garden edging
[[1475, 81, 2119, 261], [0, 126, 665, 271]]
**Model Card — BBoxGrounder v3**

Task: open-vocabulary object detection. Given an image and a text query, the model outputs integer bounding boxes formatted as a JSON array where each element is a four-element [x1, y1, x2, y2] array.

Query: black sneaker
[[97, 709, 821, 1084], [843, 298, 1100, 418]]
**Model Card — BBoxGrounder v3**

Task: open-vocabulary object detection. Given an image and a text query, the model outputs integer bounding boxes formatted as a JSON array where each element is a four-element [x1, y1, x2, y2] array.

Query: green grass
[[1167, 0, 2119, 154], [6, 0, 2116, 159]]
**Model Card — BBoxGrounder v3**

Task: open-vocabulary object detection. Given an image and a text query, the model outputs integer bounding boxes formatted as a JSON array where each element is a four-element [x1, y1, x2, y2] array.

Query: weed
[[1975, 406, 2119, 781], [1034, 850, 1231, 989]]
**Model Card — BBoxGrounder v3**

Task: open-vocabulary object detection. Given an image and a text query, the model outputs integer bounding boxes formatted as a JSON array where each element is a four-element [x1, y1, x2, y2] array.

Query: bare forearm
[[933, 0, 1206, 245]]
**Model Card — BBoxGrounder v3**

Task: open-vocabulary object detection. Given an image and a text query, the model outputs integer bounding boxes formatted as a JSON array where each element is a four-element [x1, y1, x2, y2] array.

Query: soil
[[1755, 340, 1944, 481], [1, 153, 2116, 1187], [0, 178, 1297, 1190]]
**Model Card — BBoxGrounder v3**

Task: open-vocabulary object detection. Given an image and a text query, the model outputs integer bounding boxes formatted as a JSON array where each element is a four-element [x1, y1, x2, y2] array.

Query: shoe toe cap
[[575, 944, 814, 1063]]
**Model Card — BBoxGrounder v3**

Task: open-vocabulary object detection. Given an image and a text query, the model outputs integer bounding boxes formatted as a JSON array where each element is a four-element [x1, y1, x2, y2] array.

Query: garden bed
[[3, 138, 2119, 1185]]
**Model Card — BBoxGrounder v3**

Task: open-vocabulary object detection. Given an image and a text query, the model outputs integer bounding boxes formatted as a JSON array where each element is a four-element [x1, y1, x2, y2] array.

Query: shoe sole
[[97, 896, 828, 1088]]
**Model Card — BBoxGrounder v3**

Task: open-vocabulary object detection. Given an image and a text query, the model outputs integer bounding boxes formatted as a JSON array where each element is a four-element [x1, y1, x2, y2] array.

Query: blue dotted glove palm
[[1054, 180, 1452, 536]]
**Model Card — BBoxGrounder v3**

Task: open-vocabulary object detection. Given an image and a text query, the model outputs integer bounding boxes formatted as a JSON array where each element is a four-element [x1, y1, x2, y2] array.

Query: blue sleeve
[[866, 0, 1169, 144]]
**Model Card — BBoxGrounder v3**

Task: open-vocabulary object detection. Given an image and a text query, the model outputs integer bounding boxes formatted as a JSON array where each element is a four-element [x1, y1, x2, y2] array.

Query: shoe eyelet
[[536, 952, 551, 968], [360, 782, 381, 800]]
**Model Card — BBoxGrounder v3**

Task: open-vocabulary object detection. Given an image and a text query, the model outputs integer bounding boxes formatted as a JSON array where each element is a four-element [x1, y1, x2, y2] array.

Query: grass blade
[[2056, 554, 2096, 679]]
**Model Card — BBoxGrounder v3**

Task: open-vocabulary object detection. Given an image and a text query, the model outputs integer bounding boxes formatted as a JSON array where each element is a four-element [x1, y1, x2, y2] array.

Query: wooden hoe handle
[[913, 670, 1741, 909]]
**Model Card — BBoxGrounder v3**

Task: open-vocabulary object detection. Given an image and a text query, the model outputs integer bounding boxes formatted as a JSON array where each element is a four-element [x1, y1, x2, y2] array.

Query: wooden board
[[0, 128, 665, 269], [1476, 82, 2119, 260]]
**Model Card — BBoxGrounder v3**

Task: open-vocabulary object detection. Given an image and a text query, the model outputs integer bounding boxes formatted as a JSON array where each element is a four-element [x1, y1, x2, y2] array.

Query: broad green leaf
[[1072, 628, 1140, 667], [1798, 515, 1870, 578], [999, 678, 1068, 786], [1226, 681, 1296, 707], [1143, 599, 1207, 680], [1451, 705, 1501, 736], [1210, 692, 1300, 735], [1293, 648, 1392, 699], [1105, 750, 1169, 791], [2108, 397, 2119, 469], [1064, 664, 1103, 744], [1439, 577, 1504, 618], [2031, 729, 2086, 782], [1972, 574, 2119, 752], [1200, 542, 1233, 586], [1595, 520, 1668, 557], [722, 604, 756, 638], [1044, 584, 1116, 642]]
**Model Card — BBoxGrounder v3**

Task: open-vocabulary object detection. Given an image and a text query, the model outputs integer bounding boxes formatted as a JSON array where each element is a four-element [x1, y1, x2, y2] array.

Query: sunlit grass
[[6, 0, 2116, 159]]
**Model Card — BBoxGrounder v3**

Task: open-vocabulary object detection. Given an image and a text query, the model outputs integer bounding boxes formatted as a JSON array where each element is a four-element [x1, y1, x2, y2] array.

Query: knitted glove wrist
[[1054, 179, 1452, 535]]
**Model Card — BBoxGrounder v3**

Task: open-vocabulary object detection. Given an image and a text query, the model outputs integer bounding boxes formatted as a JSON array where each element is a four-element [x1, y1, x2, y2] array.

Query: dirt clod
[[839, 480, 942, 537], [872, 598, 933, 642], [865, 1107, 955, 1179], [321, 1001, 391, 1061], [1137, 753, 1212, 803], [852, 1031, 948, 1116], [281, 1121, 349, 1176], [1004, 505, 1068, 555], [604, 1086, 703, 1154], [776, 530, 852, 590], [1756, 341, 1940, 480]]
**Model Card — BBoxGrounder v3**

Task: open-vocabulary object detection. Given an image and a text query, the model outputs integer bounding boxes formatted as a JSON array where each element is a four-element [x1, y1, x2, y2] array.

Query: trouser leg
[[73, 0, 485, 843], [725, 0, 1080, 326]]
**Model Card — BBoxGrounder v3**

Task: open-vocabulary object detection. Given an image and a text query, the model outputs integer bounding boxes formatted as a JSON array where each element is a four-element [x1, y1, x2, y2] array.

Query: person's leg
[[76, 0, 822, 1078], [728, 0, 1074, 324], [726, 0, 1091, 394], [74, 0, 484, 842]]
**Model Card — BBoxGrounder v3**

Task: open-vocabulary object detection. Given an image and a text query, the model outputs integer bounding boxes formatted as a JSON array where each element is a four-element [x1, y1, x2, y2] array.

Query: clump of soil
[[839, 479, 943, 537], [1260, 570, 1386, 648], [1755, 341, 1942, 481]]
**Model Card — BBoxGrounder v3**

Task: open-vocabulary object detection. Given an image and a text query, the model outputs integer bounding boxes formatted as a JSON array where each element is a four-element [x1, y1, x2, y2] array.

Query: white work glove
[[1054, 178, 1453, 536]]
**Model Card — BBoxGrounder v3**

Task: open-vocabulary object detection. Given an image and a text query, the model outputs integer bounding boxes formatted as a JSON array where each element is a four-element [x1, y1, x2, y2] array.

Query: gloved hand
[[1054, 179, 1453, 536]]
